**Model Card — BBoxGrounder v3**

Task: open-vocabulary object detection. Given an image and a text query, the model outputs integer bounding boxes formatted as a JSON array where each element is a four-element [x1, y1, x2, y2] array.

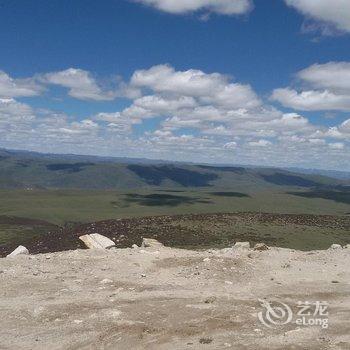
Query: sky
[[0, 0, 350, 170]]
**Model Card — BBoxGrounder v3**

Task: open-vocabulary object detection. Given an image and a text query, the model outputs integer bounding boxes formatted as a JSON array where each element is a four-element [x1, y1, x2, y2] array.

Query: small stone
[[73, 320, 83, 324], [100, 278, 113, 284], [141, 238, 164, 248], [199, 338, 213, 344], [204, 296, 217, 304], [203, 258, 210, 262], [132, 244, 138, 249], [254, 243, 269, 251], [329, 244, 342, 250], [141, 274, 146, 278]]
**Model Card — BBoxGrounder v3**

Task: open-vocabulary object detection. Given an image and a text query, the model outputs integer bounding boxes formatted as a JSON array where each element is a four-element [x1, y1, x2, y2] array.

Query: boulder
[[6, 245, 29, 257], [233, 242, 250, 249], [79, 233, 115, 250], [141, 238, 164, 248], [254, 243, 269, 251], [329, 244, 342, 250]]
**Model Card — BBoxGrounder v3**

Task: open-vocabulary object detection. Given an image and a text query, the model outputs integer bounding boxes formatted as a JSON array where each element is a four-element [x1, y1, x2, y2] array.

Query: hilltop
[[0, 244, 349, 349]]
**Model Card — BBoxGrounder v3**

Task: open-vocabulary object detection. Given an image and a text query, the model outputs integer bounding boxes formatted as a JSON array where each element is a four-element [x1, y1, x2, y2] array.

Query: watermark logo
[[258, 299, 329, 329], [258, 299, 293, 328]]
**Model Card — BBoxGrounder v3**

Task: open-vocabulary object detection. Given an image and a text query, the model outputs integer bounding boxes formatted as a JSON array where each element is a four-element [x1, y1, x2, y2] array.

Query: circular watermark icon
[[257, 299, 329, 329], [258, 299, 293, 328]]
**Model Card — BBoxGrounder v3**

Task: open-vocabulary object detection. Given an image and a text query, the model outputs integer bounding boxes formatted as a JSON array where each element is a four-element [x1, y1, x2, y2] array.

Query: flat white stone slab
[[79, 234, 115, 250]]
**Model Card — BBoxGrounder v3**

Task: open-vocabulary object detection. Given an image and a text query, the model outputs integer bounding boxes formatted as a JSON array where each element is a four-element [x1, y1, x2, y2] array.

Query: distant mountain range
[[0, 148, 349, 190]]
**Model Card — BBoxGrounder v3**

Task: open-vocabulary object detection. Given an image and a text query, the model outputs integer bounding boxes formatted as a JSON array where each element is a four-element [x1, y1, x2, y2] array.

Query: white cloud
[[1, 65, 348, 170], [271, 88, 350, 111], [272, 62, 350, 111], [248, 139, 272, 147], [134, 95, 198, 113], [223, 141, 237, 149], [0, 98, 34, 118], [134, 0, 252, 15], [41, 68, 117, 101], [328, 142, 344, 150], [285, 0, 350, 34], [0, 71, 43, 98], [325, 119, 350, 140], [298, 62, 350, 93], [130, 64, 260, 107], [125, 64, 261, 124]]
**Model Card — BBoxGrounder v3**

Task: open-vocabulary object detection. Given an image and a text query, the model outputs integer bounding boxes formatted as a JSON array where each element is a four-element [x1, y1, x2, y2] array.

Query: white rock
[[100, 278, 113, 284], [344, 244, 350, 249], [79, 233, 115, 250], [141, 238, 164, 248], [233, 242, 250, 249], [329, 244, 342, 250], [132, 244, 138, 249], [6, 245, 29, 257]]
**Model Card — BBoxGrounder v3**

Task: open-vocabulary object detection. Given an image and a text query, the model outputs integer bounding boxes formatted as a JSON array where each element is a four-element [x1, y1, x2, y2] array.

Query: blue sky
[[0, 0, 349, 170]]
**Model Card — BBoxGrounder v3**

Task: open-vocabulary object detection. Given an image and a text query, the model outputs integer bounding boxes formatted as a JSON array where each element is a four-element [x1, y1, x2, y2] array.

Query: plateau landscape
[[1, 0, 350, 349]]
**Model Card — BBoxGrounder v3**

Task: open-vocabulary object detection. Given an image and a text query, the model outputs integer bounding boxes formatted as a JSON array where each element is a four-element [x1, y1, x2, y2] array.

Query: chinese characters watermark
[[258, 299, 329, 329]]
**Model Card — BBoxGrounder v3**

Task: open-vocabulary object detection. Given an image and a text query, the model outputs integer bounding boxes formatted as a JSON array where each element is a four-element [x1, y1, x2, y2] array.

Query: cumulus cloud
[[0, 71, 43, 98], [272, 62, 350, 111], [134, 0, 252, 15], [127, 64, 261, 118], [285, 0, 350, 34], [1, 64, 348, 170], [325, 119, 350, 140], [41, 68, 117, 101], [298, 62, 350, 93], [271, 88, 350, 111]]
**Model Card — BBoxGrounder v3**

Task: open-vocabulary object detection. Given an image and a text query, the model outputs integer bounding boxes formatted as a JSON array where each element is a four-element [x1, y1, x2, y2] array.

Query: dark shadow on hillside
[[261, 173, 321, 187], [128, 165, 218, 187], [210, 191, 250, 198], [46, 163, 95, 173], [198, 165, 246, 174], [123, 193, 213, 207], [288, 190, 350, 205]]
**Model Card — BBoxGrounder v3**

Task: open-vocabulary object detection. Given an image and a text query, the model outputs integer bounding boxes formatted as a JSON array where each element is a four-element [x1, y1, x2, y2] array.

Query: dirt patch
[[0, 246, 349, 349]]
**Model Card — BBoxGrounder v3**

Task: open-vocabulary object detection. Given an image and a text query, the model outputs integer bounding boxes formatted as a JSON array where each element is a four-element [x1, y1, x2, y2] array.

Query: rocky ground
[[2, 212, 350, 256], [1, 244, 349, 349]]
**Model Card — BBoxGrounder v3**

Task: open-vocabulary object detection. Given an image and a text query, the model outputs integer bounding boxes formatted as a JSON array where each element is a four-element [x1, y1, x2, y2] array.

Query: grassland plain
[[0, 188, 350, 225], [0, 188, 349, 254]]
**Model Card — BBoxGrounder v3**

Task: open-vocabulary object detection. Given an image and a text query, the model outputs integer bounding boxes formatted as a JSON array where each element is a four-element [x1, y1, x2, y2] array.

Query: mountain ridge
[[0, 147, 348, 190]]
